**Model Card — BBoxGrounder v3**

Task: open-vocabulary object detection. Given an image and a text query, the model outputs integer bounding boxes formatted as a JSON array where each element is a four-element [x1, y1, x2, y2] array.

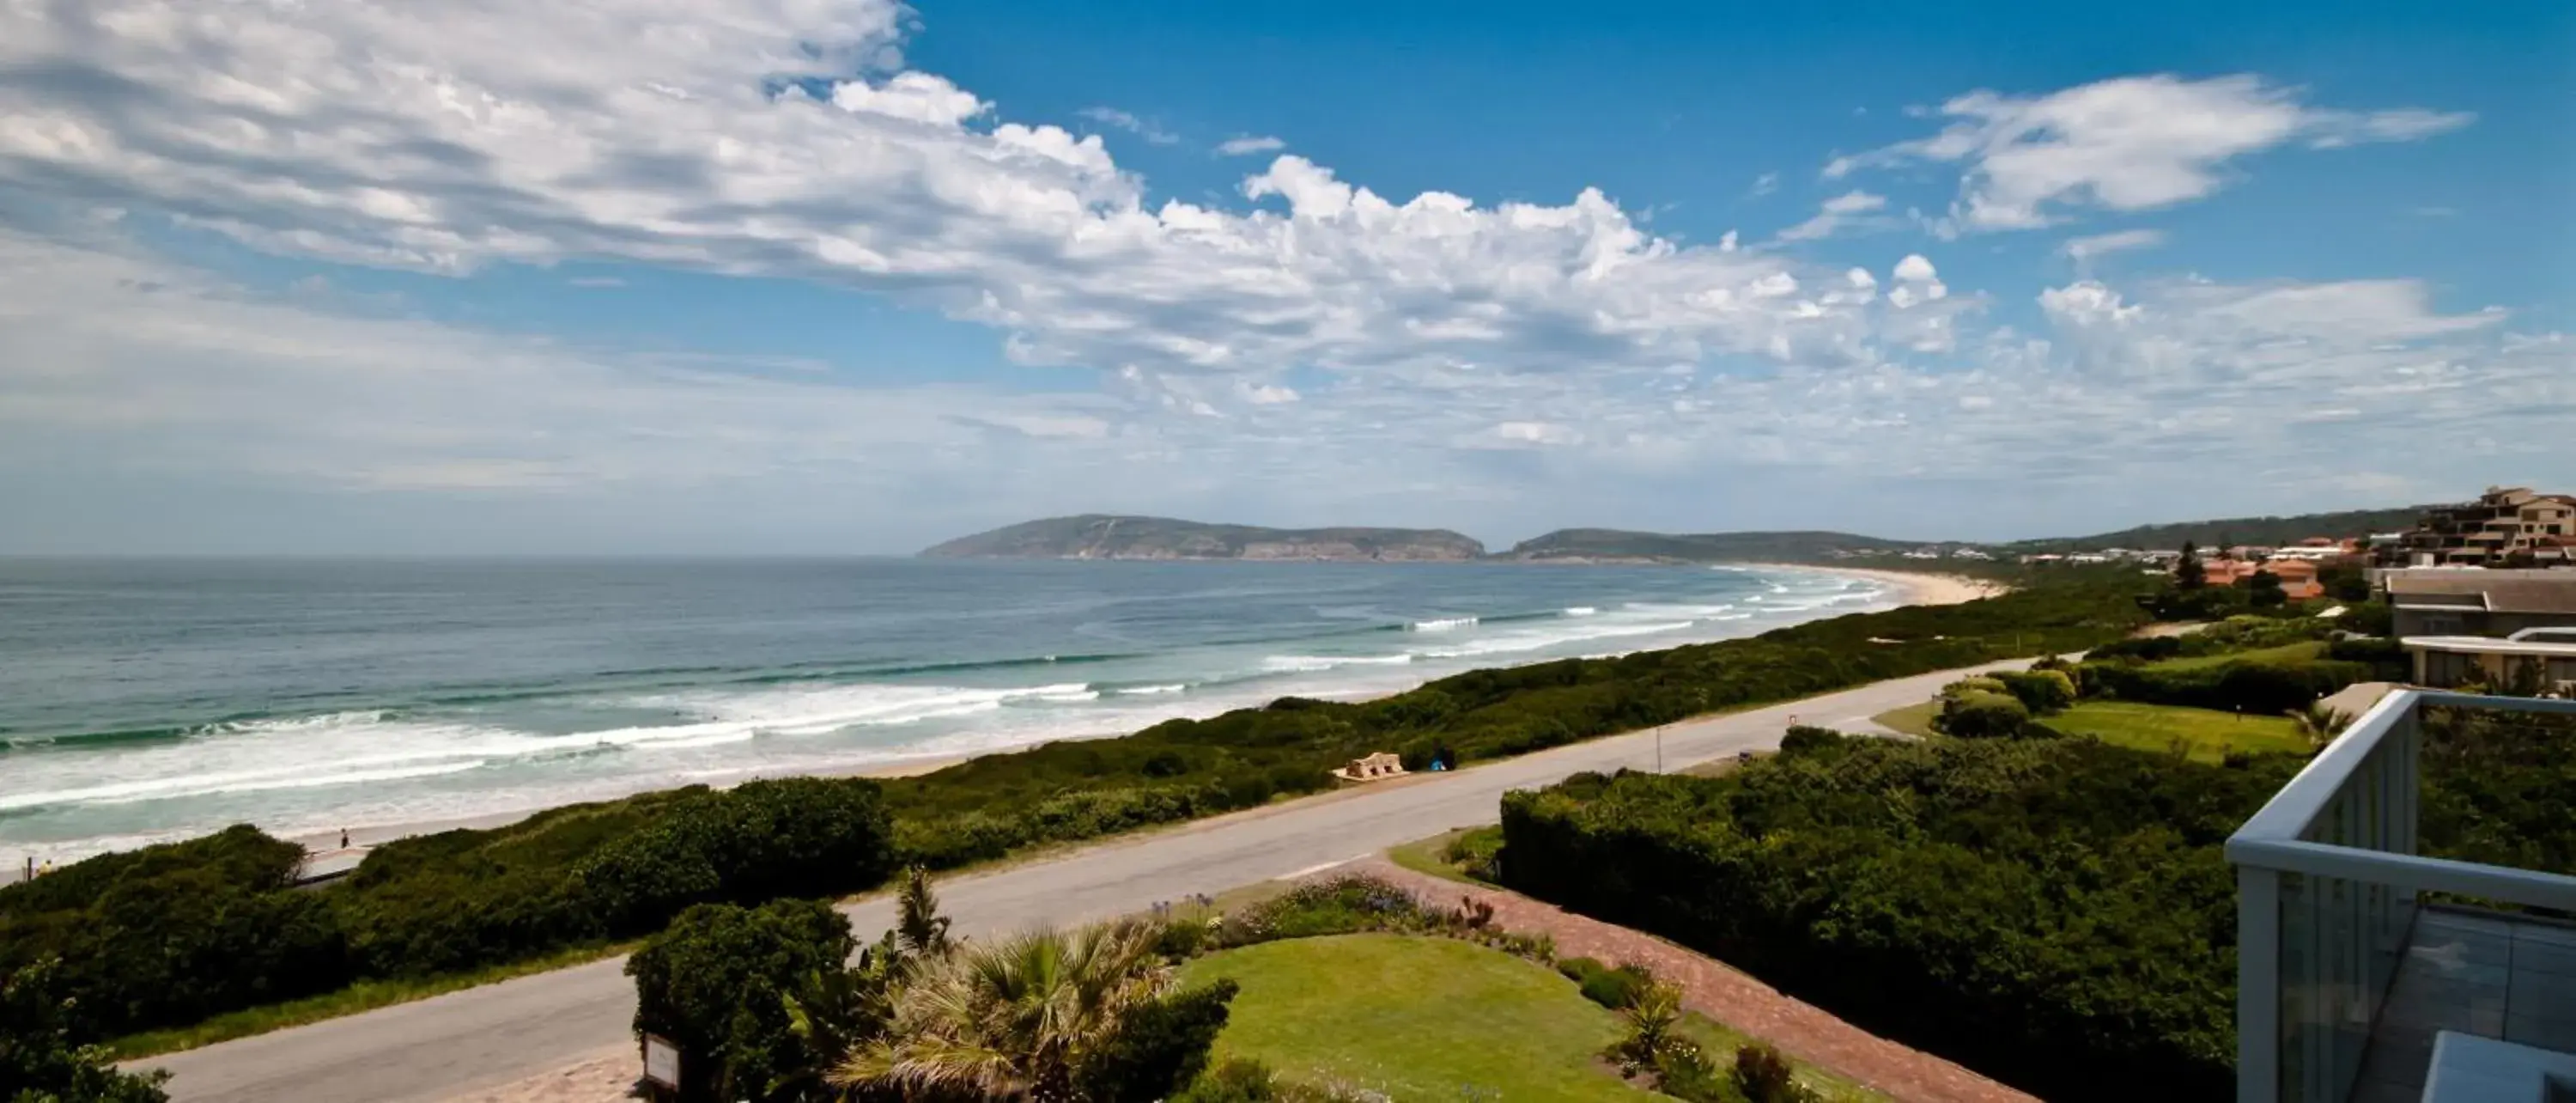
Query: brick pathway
[[1352, 859, 2038, 1103]]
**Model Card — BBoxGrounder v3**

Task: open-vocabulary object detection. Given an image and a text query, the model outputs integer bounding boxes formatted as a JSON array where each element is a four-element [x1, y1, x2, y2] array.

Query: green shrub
[[574, 778, 896, 935], [1439, 826, 1505, 881], [1073, 978, 1238, 1101], [2079, 656, 2371, 714], [2, 958, 172, 1103], [1499, 738, 2300, 1103], [1557, 956, 1653, 1009], [1993, 669, 2077, 714], [1733, 1042, 1815, 1103], [627, 899, 855, 1103], [1937, 690, 2032, 739], [1175, 1058, 1284, 1102]]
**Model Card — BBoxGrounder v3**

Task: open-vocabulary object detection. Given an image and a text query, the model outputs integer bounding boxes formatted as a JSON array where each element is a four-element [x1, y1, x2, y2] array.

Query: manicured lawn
[[1181, 934, 1647, 1100], [2051, 700, 2311, 762], [1869, 700, 1940, 738], [2148, 640, 2327, 670]]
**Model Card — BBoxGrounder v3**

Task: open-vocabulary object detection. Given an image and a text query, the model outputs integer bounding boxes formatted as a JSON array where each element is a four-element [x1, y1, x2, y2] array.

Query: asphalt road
[[144, 658, 2015, 1103]]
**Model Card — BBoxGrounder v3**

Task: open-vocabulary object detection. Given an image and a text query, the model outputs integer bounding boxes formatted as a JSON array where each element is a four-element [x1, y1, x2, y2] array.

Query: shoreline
[[1723, 562, 2009, 607], [2, 561, 1990, 881]]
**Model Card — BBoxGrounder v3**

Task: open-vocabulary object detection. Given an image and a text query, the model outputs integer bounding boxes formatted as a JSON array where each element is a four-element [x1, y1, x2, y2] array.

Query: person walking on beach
[[340, 828, 350, 850]]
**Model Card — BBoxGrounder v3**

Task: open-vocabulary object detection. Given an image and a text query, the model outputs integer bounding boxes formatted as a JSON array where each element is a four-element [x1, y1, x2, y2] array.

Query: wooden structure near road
[[1332, 752, 1407, 783]]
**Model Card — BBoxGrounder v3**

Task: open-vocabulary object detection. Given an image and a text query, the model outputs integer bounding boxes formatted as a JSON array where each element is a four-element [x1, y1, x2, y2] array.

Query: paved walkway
[[1353, 859, 2038, 1103]]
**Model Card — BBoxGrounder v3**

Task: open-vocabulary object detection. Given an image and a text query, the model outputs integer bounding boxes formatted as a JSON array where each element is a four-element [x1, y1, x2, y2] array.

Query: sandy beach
[[1728, 563, 2009, 607]]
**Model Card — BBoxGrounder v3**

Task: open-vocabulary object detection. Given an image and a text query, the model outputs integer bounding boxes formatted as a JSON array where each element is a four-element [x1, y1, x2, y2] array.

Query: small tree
[[2287, 704, 2355, 749], [2241, 569, 2287, 608], [629, 899, 856, 1103], [894, 866, 951, 959], [2176, 541, 2208, 591]]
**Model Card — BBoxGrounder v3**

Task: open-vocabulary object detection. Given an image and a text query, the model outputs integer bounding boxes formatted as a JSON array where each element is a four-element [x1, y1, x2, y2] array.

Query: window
[[2423, 650, 2476, 686]]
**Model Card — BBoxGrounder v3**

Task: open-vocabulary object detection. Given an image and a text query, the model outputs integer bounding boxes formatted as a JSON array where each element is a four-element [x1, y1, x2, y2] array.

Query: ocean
[[0, 558, 1891, 862]]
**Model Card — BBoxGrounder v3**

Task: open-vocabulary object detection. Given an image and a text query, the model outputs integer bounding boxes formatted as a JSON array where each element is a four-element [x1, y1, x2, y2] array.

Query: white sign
[[642, 1034, 680, 1088]]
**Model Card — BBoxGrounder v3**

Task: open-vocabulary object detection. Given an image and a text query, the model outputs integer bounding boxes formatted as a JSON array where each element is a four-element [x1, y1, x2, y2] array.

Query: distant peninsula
[[924, 503, 2439, 564], [920, 515, 1486, 562]]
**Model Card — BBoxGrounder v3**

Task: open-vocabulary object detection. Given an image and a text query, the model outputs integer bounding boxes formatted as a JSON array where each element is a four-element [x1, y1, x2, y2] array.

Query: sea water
[[0, 558, 1890, 862]]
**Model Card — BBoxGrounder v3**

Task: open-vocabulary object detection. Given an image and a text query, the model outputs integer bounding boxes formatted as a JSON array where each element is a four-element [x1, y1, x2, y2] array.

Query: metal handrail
[[2228, 688, 2576, 1103], [2229, 688, 2576, 859]]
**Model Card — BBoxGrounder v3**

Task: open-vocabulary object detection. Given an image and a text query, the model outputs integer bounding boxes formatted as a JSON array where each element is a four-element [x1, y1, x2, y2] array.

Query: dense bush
[[0, 826, 349, 1039], [2418, 704, 2576, 883], [1500, 737, 2303, 1102], [1072, 978, 1238, 1101], [1992, 669, 2078, 713], [1556, 956, 1653, 1010], [574, 778, 896, 935], [1, 957, 172, 1103], [2079, 655, 2372, 714], [1937, 690, 2032, 739], [628, 899, 857, 1103], [1732, 1042, 1815, 1103]]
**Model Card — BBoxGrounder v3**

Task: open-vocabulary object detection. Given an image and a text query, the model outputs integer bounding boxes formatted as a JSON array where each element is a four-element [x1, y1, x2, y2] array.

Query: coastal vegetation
[[1498, 734, 2302, 1102], [2, 571, 2154, 1051], [1492, 602, 2574, 1102]]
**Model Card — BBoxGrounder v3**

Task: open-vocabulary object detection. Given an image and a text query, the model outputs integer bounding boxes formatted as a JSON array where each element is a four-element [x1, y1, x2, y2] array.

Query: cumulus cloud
[[1828, 74, 2474, 232], [1774, 190, 1887, 241], [1217, 135, 1287, 156], [0, 3, 2560, 546], [0, 0, 1947, 387]]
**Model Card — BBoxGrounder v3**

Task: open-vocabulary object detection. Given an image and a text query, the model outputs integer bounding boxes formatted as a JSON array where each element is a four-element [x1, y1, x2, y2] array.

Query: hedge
[[1498, 734, 2301, 1103]]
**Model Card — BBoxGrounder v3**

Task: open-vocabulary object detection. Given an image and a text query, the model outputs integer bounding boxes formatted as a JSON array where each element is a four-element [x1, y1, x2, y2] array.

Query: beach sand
[[1728, 563, 2009, 607]]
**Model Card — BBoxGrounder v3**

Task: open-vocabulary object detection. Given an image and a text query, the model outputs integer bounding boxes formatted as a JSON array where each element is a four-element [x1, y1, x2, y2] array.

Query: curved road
[[145, 659, 2012, 1103]]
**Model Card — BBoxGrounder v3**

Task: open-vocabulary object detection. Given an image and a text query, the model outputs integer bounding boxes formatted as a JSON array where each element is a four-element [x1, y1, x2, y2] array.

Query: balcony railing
[[2227, 689, 2576, 1103]]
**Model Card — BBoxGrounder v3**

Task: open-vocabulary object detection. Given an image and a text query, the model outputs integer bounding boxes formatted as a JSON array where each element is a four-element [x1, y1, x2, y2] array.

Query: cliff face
[[920, 515, 1486, 562]]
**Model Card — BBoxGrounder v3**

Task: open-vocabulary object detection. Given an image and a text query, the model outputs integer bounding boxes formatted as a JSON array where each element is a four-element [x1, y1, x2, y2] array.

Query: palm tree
[[829, 921, 1172, 1100], [2287, 703, 2355, 748]]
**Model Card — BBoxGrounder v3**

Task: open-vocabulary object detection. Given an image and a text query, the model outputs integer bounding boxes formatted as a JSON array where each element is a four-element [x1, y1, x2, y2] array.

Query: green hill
[[2003, 505, 2433, 553]]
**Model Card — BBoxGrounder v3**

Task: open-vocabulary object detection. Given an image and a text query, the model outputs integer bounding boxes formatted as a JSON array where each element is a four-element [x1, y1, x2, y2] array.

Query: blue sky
[[0, 0, 2567, 553]]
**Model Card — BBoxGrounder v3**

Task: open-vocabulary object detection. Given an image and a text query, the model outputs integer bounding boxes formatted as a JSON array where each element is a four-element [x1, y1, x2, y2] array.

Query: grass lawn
[[1868, 700, 1940, 738], [1181, 934, 1646, 1100], [2050, 700, 2311, 762], [1385, 826, 1500, 887], [2148, 640, 2328, 671]]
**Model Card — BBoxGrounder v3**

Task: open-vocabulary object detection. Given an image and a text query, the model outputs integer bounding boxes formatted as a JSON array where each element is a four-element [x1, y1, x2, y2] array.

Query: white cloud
[[0, 3, 2561, 548], [1748, 172, 1779, 197], [1217, 135, 1286, 156], [1829, 74, 2474, 231], [1078, 106, 1179, 145], [0, 0, 1929, 388], [2060, 229, 2167, 261], [1774, 190, 1887, 241]]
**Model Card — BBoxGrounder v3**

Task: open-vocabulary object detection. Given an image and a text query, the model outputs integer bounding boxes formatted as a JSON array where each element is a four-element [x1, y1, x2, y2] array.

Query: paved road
[[144, 660, 2008, 1103]]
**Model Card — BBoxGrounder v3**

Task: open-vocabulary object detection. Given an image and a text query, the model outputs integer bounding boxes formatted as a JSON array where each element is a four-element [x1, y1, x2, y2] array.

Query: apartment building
[[2391, 486, 2576, 568]]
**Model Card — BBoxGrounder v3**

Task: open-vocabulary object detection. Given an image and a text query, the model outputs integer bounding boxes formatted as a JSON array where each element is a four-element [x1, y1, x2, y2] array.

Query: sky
[[0, 0, 2569, 554]]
